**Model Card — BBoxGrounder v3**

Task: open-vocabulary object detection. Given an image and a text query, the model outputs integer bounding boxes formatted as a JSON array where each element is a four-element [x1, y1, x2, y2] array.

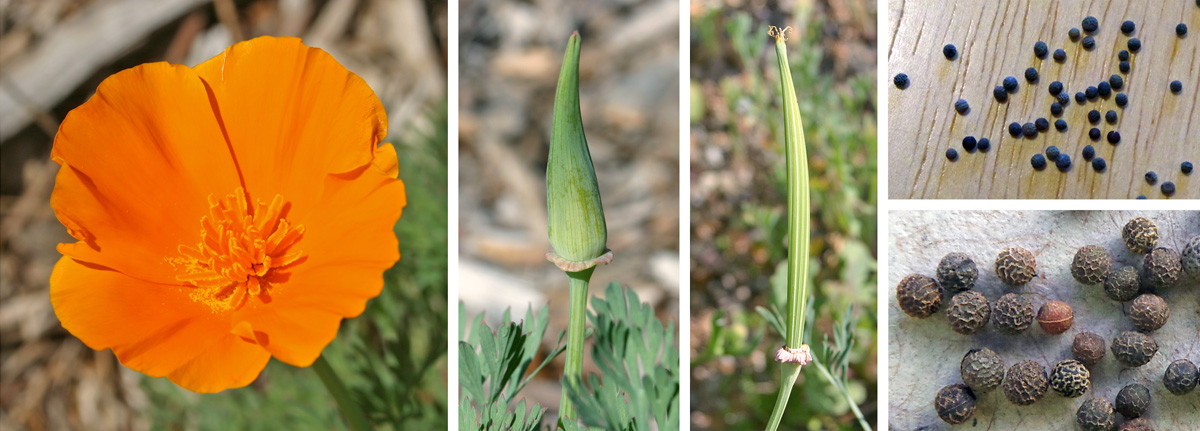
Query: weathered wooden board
[[887, 0, 1200, 199]]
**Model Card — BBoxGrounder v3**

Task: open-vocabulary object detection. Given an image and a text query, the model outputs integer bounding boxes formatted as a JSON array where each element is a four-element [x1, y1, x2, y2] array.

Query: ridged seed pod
[[995, 247, 1037, 286]]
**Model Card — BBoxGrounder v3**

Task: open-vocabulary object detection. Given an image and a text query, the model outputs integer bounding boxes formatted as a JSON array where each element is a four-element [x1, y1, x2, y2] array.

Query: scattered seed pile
[[895, 216, 1200, 429], [893, 11, 1197, 198]]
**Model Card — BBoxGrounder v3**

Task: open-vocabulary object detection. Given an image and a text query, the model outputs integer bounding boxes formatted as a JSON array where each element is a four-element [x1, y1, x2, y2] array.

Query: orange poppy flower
[[48, 36, 406, 393]]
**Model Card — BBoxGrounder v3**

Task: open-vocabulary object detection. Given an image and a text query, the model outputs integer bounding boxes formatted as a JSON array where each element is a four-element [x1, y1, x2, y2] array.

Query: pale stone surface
[[889, 211, 1200, 430]]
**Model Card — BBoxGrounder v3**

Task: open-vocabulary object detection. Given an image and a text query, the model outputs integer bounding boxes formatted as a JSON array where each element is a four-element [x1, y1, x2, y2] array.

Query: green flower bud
[[547, 32, 607, 264]]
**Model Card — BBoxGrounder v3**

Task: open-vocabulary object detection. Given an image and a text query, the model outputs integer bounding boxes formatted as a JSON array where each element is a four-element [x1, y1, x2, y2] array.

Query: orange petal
[[49, 257, 266, 386], [167, 332, 271, 393], [51, 62, 242, 284], [192, 36, 388, 222], [234, 164, 404, 366]]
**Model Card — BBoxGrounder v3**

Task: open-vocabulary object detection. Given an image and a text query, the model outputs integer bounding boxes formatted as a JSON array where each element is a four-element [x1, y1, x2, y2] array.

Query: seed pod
[[1115, 383, 1151, 418], [1077, 398, 1117, 431], [1181, 236, 1200, 281], [994, 293, 1034, 334], [1073, 332, 1106, 365], [961, 348, 1005, 393], [1104, 266, 1140, 301], [996, 247, 1037, 285], [1129, 294, 1169, 332], [1050, 359, 1091, 397], [1112, 331, 1158, 367], [947, 291, 991, 335], [934, 383, 976, 425], [1120, 418, 1152, 431], [1141, 247, 1181, 289], [1072, 245, 1112, 284], [1164, 359, 1198, 395], [897, 274, 942, 318], [1122, 217, 1159, 254], [1003, 360, 1048, 405], [1037, 300, 1074, 334]]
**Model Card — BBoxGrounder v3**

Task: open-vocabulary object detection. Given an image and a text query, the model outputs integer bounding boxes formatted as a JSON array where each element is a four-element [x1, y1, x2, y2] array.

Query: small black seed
[[1046, 146, 1061, 160], [977, 138, 991, 152], [955, 99, 970, 114], [1009, 122, 1023, 137], [1054, 49, 1067, 62], [1170, 80, 1183, 93], [1089, 128, 1101, 141], [1146, 171, 1158, 184], [1106, 110, 1118, 124], [1082, 16, 1099, 33], [1086, 86, 1099, 99], [1004, 76, 1019, 93], [1057, 154, 1072, 171], [946, 148, 959, 160], [1121, 20, 1136, 35], [1057, 93, 1071, 106], [1088, 110, 1101, 124], [1023, 122, 1038, 138], [1137, 195, 1147, 199], [1082, 145, 1095, 160], [1025, 67, 1039, 82], [1051, 103, 1064, 116], [1049, 81, 1064, 95], [1034, 41, 1049, 58], [993, 86, 1008, 102], [1178, 23, 1189, 37], [1055, 119, 1068, 131], [1082, 36, 1096, 50], [1116, 93, 1128, 107], [1098, 81, 1112, 98], [1128, 38, 1142, 52], [944, 44, 958, 59], [1035, 118, 1049, 131], [1162, 182, 1176, 195], [1183, 161, 1194, 174], [1032, 153, 1047, 169], [963, 136, 978, 151], [1070, 27, 1082, 41], [894, 73, 910, 89], [1119, 50, 1130, 61], [1107, 131, 1121, 144], [1092, 158, 1107, 172], [1075, 92, 1087, 103], [1120, 61, 1131, 73], [1110, 74, 1124, 90]]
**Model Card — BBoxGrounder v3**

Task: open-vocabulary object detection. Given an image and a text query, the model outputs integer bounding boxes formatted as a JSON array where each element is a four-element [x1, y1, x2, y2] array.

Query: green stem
[[764, 364, 800, 431], [558, 267, 594, 422], [313, 355, 371, 431], [812, 359, 873, 431]]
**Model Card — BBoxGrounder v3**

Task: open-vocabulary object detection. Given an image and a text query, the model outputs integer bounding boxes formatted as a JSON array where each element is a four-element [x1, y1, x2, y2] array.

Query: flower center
[[168, 188, 304, 312]]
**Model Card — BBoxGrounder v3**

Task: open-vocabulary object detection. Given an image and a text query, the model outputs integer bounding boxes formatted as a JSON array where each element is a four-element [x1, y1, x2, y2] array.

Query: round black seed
[[1025, 67, 1039, 82], [894, 73, 910, 89], [1023, 122, 1038, 138], [1035, 118, 1049, 131], [1057, 93, 1071, 106], [1146, 171, 1158, 184], [1088, 110, 1101, 124], [946, 148, 959, 160], [1089, 128, 1101, 141], [963, 136, 978, 151], [1034, 41, 1049, 58], [1055, 119, 1067, 131], [1057, 154, 1072, 171], [955, 99, 970, 114], [1092, 158, 1107, 172], [1009, 122, 1023, 137], [1110, 75, 1124, 90], [994, 86, 1008, 102], [1082, 145, 1095, 160], [1162, 182, 1176, 195], [977, 138, 991, 152], [1121, 20, 1136, 35], [1082, 16, 1099, 33], [1054, 49, 1067, 62], [1069, 27, 1081, 41], [1170, 80, 1183, 94], [1082, 36, 1096, 50], [1075, 92, 1087, 104], [1183, 161, 1194, 174], [1128, 38, 1142, 52], [1116, 93, 1128, 107], [1178, 23, 1189, 36], [1120, 61, 1130, 73], [1004, 76, 1019, 93], [1107, 131, 1121, 144], [1086, 86, 1099, 100], [1045, 146, 1061, 160], [1119, 50, 1130, 61], [944, 44, 958, 59], [1049, 81, 1064, 95], [1051, 103, 1064, 116], [1106, 110, 1118, 124], [1032, 153, 1047, 169], [1098, 81, 1112, 98], [1137, 195, 1147, 199]]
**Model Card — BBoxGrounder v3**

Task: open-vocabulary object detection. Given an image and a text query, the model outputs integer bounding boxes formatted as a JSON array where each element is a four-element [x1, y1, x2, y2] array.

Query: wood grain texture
[[887, 0, 1200, 199]]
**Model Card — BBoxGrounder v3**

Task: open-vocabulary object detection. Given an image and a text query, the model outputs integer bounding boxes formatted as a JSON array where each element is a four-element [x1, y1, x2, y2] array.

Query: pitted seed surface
[[937, 252, 977, 292], [1164, 359, 1198, 395], [1073, 332, 1106, 365], [1112, 331, 1158, 367], [961, 348, 1005, 393], [1003, 360, 1048, 405], [1115, 383, 1151, 418], [1142, 247, 1181, 289], [896, 274, 942, 318], [1071, 245, 1112, 284], [934, 383, 976, 425], [1129, 294, 1169, 332], [1076, 398, 1116, 431], [993, 293, 1033, 334], [1050, 359, 1091, 398], [995, 247, 1036, 285], [1104, 266, 1140, 302], [1122, 217, 1159, 253], [946, 291, 990, 335]]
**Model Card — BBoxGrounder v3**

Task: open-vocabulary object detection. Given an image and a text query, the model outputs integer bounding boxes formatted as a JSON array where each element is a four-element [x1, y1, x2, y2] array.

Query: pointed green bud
[[547, 32, 608, 265]]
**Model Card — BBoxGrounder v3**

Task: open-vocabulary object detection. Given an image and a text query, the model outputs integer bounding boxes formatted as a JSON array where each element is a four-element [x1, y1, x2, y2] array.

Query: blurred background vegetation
[[0, 1, 446, 430], [689, 1, 878, 430]]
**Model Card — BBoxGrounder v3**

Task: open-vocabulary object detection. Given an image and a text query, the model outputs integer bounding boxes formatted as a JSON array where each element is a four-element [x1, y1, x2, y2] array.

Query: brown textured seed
[[1112, 331, 1158, 367], [1071, 245, 1112, 284], [1141, 247, 1181, 289], [896, 274, 943, 318], [1050, 359, 1091, 397], [946, 291, 990, 334], [993, 293, 1034, 334], [1115, 383, 1151, 418], [1181, 235, 1200, 282], [1129, 294, 1169, 332], [1164, 359, 1198, 395], [1104, 266, 1140, 302], [961, 348, 1005, 393], [1122, 217, 1159, 254], [1003, 360, 1048, 405], [937, 252, 978, 292], [1120, 418, 1153, 431], [1073, 332, 1106, 365], [1037, 300, 1074, 334], [934, 383, 977, 425], [1077, 397, 1117, 431], [995, 247, 1037, 285]]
